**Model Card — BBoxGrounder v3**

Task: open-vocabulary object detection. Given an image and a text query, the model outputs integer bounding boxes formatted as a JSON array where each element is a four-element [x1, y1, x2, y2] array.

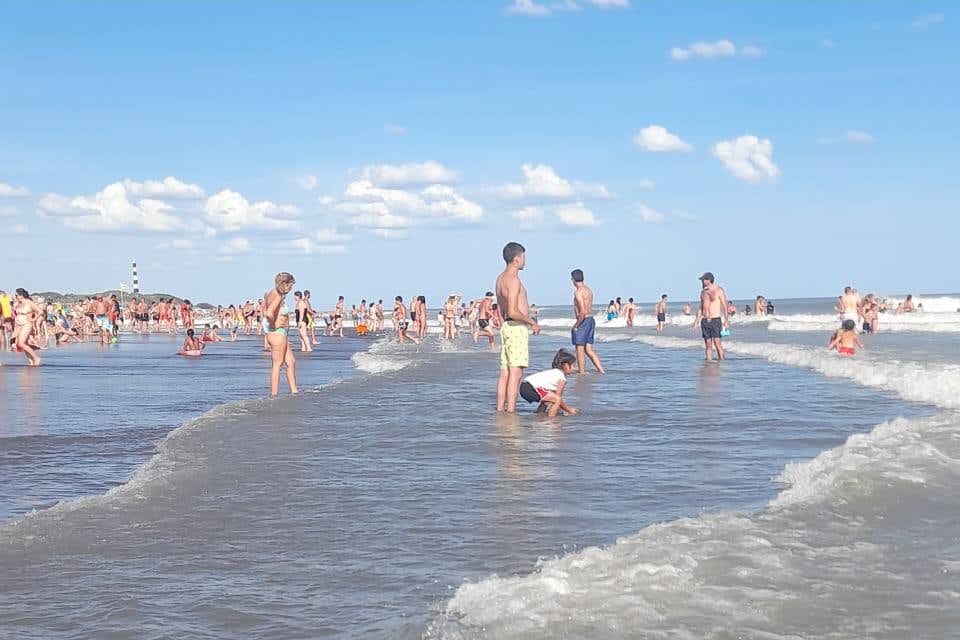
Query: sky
[[1, 1, 957, 305]]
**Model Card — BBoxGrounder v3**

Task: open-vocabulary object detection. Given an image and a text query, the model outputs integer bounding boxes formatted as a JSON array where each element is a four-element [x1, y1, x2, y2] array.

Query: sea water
[[1, 295, 958, 638]]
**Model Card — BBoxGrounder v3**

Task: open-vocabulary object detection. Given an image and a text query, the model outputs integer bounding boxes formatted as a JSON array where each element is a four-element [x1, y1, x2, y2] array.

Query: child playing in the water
[[828, 319, 863, 356], [519, 349, 580, 417], [182, 328, 204, 352]]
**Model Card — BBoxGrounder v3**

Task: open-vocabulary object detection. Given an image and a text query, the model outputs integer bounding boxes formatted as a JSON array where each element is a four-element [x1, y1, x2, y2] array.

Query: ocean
[[1, 295, 958, 638]]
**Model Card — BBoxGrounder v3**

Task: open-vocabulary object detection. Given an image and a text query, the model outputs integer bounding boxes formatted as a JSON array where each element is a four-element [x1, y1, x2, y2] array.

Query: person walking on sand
[[692, 272, 729, 361], [495, 242, 540, 413], [570, 269, 605, 374], [264, 272, 299, 396]]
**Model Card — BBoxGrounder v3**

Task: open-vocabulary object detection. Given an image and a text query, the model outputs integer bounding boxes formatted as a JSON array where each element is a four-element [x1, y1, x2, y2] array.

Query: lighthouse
[[132, 260, 140, 294]]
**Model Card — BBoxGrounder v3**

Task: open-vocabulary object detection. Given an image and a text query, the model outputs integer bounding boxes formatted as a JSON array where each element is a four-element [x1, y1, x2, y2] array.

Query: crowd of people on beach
[[2, 257, 921, 412]]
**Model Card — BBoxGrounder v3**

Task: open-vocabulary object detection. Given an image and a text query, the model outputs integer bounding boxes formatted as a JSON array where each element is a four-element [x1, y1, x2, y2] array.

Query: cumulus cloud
[[360, 161, 459, 187], [313, 227, 352, 243], [297, 175, 318, 190], [317, 195, 334, 206], [505, 0, 621, 16], [123, 177, 204, 199], [156, 237, 199, 251], [637, 203, 666, 224], [632, 125, 694, 153], [384, 124, 407, 136], [555, 201, 601, 227], [586, 0, 629, 6], [711, 135, 780, 184], [37, 182, 187, 232], [371, 228, 408, 240], [280, 237, 350, 255], [492, 164, 612, 200], [510, 206, 547, 230], [638, 178, 655, 190], [219, 237, 252, 255], [338, 179, 482, 225], [203, 189, 301, 232], [669, 40, 762, 61], [818, 130, 876, 145], [0, 205, 19, 217], [0, 182, 30, 198], [912, 13, 944, 29]]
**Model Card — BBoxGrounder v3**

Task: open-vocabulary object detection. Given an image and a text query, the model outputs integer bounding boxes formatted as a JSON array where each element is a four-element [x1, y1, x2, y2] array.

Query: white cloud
[[384, 124, 407, 136], [585, 0, 629, 7], [361, 161, 459, 187], [711, 135, 780, 184], [555, 201, 601, 227], [638, 178, 655, 190], [632, 125, 693, 153], [283, 237, 349, 255], [912, 13, 944, 29], [37, 182, 187, 232], [637, 203, 666, 224], [123, 177, 204, 199], [0, 205, 18, 217], [505, 0, 552, 16], [314, 227, 352, 243], [0, 182, 30, 198], [819, 130, 876, 145], [670, 39, 736, 61], [0, 223, 29, 235], [510, 206, 547, 230], [741, 45, 764, 57], [340, 179, 482, 224], [317, 195, 334, 206], [371, 228, 408, 240], [297, 175, 318, 190], [492, 163, 612, 200], [203, 189, 300, 232], [219, 237, 252, 255], [821, 38, 836, 48]]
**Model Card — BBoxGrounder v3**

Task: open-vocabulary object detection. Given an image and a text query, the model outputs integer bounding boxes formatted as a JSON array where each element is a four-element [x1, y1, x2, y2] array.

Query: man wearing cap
[[693, 272, 729, 361]]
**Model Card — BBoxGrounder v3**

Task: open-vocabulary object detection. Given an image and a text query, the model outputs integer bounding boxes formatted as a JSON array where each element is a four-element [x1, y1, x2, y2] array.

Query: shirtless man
[[693, 272, 729, 361], [93, 295, 112, 345], [393, 295, 418, 344], [242, 300, 255, 335], [623, 298, 637, 328], [655, 294, 668, 333], [496, 242, 541, 413], [571, 269, 605, 374], [294, 291, 313, 352], [303, 291, 318, 342], [375, 300, 384, 332], [839, 286, 861, 327], [332, 296, 345, 338], [755, 295, 766, 316], [475, 292, 496, 348], [682, 303, 692, 316]]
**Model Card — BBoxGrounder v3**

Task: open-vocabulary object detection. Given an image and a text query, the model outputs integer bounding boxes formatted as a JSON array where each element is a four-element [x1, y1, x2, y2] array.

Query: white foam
[[351, 339, 418, 374], [765, 311, 960, 333]]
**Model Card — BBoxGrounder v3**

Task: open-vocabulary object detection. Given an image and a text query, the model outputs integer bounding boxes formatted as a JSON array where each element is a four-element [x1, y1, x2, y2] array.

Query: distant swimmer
[[839, 286, 861, 326], [693, 272, 729, 361], [829, 319, 863, 356], [655, 294, 668, 333], [393, 296, 419, 345], [571, 269, 605, 374], [623, 297, 637, 328], [755, 295, 766, 316], [861, 294, 879, 334], [264, 272, 298, 396], [201, 323, 223, 343], [519, 349, 580, 417], [495, 242, 540, 413], [900, 294, 915, 313], [606, 300, 617, 321], [682, 303, 692, 316]]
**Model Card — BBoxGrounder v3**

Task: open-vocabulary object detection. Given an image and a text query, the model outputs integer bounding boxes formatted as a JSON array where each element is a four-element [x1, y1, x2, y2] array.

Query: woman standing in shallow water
[[264, 272, 298, 397], [13, 288, 43, 366]]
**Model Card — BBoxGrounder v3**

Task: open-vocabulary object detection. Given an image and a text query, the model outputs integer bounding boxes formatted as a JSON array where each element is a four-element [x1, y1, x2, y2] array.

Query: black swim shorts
[[701, 317, 723, 340], [478, 319, 489, 329]]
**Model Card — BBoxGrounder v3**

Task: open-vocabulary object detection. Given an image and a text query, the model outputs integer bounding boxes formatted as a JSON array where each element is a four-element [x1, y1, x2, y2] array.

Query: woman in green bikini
[[264, 272, 299, 397]]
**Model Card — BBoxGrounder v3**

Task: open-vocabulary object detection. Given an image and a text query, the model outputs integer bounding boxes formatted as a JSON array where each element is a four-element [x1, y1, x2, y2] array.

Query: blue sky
[[1, 1, 956, 305]]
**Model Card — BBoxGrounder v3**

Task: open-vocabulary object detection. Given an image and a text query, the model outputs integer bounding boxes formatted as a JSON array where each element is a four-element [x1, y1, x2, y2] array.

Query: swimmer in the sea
[[623, 298, 637, 328], [519, 349, 579, 417], [655, 294, 668, 333], [182, 328, 204, 352], [828, 319, 863, 356], [264, 272, 298, 396]]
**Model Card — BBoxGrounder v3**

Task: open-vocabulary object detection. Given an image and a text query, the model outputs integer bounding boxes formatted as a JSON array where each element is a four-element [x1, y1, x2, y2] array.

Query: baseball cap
[[699, 272, 714, 282]]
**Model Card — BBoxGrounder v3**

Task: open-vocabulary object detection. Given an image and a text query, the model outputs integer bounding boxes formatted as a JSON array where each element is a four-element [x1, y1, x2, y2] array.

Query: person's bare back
[[573, 285, 594, 322], [496, 271, 530, 323]]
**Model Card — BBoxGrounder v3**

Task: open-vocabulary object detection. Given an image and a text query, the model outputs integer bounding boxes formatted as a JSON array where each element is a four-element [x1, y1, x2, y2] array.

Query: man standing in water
[[496, 242, 540, 413], [571, 269, 605, 374], [839, 286, 861, 327], [693, 272, 729, 361], [655, 294, 668, 333]]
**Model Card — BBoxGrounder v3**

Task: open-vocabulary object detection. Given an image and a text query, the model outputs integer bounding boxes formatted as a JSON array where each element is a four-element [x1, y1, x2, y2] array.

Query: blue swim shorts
[[572, 316, 596, 346]]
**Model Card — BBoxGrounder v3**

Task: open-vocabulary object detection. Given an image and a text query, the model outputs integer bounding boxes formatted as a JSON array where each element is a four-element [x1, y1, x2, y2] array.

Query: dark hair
[[304, 290, 310, 296], [395, 296, 403, 302], [842, 319, 855, 331], [418, 295, 425, 303], [661, 294, 667, 299], [629, 297, 635, 302], [15, 288, 30, 299], [294, 291, 302, 298], [187, 329, 195, 337], [502, 242, 525, 264], [571, 269, 584, 283], [339, 295, 345, 300], [551, 348, 577, 370]]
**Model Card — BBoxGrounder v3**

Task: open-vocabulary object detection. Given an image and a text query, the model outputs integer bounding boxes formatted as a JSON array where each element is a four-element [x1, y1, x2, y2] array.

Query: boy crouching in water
[[519, 349, 580, 417], [828, 319, 863, 356]]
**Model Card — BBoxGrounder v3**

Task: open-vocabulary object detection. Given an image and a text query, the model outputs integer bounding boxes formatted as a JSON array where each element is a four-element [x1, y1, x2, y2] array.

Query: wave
[[351, 338, 419, 374], [428, 337, 960, 638]]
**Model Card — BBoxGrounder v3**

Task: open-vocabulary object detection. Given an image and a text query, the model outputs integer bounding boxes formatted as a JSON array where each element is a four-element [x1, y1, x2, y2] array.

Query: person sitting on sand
[[828, 319, 863, 356], [182, 328, 204, 352], [519, 349, 580, 417]]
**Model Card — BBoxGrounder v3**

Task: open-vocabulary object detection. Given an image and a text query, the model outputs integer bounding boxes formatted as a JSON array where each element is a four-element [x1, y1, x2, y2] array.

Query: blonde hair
[[275, 272, 295, 289]]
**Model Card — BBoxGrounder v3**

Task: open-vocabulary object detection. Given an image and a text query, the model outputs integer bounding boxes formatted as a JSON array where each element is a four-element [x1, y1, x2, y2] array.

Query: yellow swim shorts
[[500, 321, 529, 370]]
